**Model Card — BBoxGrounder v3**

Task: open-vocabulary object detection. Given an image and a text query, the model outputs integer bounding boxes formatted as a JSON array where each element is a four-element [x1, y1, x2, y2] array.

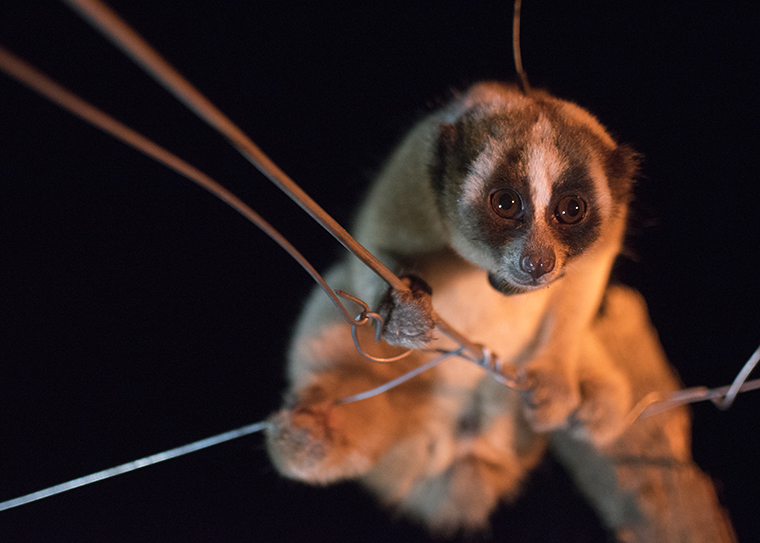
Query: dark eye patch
[[459, 148, 533, 262], [552, 162, 593, 197], [551, 161, 601, 257], [486, 148, 531, 197]]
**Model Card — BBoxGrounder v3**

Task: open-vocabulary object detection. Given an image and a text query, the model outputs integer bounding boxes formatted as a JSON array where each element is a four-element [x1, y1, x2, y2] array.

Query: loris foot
[[521, 366, 580, 433], [266, 395, 373, 484], [568, 371, 631, 446], [377, 274, 436, 349], [521, 366, 630, 445]]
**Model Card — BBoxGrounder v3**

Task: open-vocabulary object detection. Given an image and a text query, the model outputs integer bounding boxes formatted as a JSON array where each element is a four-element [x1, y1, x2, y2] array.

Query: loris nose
[[520, 248, 556, 279]]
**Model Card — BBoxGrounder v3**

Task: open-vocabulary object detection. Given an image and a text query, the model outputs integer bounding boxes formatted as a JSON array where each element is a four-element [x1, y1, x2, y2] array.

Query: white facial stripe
[[527, 118, 566, 216]]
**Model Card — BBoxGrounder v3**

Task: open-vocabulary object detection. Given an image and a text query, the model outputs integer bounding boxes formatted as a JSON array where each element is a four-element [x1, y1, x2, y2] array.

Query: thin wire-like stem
[[61, 0, 486, 363], [717, 343, 760, 409], [513, 0, 531, 94], [0, 421, 268, 512], [62, 0, 406, 293], [626, 375, 760, 425], [0, 46, 357, 325], [338, 352, 454, 404], [0, 0, 755, 520]]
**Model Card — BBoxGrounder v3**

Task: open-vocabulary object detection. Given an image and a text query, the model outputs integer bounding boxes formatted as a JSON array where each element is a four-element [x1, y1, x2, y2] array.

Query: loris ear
[[605, 144, 641, 205], [430, 123, 457, 194]]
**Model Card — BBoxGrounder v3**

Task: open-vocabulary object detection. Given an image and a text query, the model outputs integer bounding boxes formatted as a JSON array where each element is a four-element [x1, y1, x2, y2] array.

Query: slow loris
[[266, 82, 735, 541]]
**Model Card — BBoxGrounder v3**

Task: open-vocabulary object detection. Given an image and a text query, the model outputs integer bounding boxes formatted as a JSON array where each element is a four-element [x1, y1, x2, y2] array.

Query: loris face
[[432, 86, 636, 294]]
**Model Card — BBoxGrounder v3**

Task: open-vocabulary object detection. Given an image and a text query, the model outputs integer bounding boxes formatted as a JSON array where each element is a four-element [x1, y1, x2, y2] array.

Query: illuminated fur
[[266, 83, 735, 540]]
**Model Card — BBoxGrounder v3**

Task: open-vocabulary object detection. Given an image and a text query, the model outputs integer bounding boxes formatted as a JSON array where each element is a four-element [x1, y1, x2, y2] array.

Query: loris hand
[[377, 275, 436, 349]]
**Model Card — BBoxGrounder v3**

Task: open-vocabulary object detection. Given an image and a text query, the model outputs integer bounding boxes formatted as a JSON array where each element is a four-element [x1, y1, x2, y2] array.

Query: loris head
[[431, 82, 638, 295]]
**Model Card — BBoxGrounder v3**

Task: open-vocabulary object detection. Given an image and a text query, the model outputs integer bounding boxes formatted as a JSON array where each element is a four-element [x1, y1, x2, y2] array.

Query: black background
[[1, 1, 758, 541]]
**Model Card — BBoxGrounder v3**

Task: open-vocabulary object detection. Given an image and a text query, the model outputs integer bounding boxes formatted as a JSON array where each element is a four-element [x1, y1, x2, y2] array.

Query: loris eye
[[490, 188, 524, 220], [554, 195, 587, 224]]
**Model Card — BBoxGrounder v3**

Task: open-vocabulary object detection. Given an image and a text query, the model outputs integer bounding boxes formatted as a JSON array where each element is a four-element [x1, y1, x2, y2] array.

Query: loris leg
[[266, 321, 437, 485], [552, 412, 736, 543], [551, 285, 736, 542], [571, 334, 632, 445]]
